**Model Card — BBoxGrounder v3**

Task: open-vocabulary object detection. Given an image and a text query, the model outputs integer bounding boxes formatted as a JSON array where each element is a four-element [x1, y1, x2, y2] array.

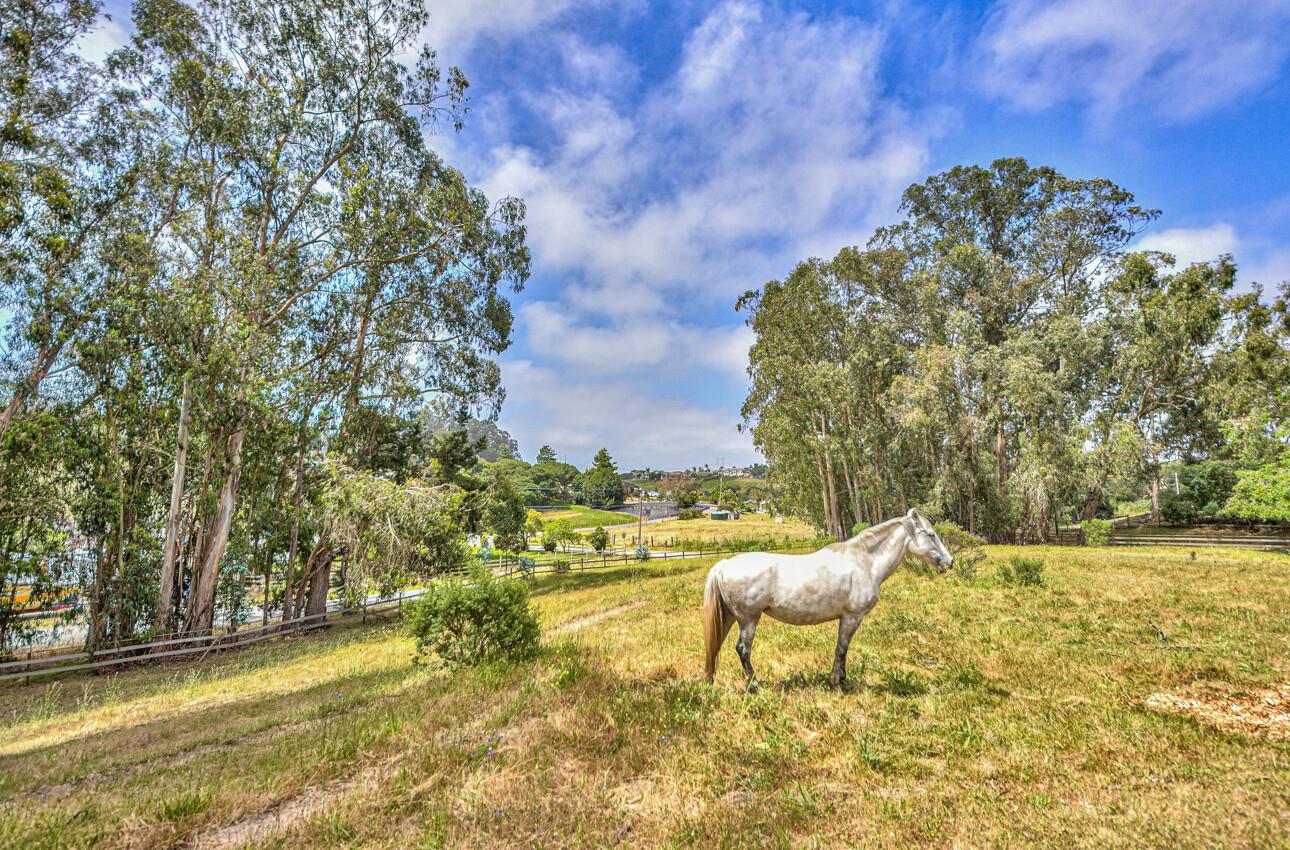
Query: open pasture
[[624, 512, 821, 549], [536, 505, 637, 529], [2, 545, 1288, 849]]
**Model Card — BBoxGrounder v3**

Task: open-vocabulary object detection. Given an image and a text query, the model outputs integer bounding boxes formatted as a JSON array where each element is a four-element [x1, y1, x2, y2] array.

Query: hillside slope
[[2, 547, 1288, 849]]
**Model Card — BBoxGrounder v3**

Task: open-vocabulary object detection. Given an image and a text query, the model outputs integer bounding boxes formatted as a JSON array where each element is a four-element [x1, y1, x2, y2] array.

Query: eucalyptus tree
[[743, 159, 1179, 542], [873, 159, 1156, 539], [0, 0, 152, 447], [119, 0, 527, 634], [1080, 253, 1243, 519]]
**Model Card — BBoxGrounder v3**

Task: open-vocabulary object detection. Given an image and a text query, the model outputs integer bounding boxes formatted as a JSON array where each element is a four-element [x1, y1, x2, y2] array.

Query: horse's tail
[[703, 566, 727, 683]]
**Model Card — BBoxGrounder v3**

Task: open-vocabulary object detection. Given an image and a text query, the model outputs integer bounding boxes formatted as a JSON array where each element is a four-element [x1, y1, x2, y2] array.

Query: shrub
[[541, 536, 557, 553], [999, 556, 1044, 587], [587, 526, 610, 552], [545, 518, 578, 551], [678, 508, 703, 520], [850, 522, 870, 537], [405, 566, 541, 667], [932, 521, 986, 578], [552, 560, 571, 573], [634, 544, 650, 561], [1080, 518, 1113, 546]]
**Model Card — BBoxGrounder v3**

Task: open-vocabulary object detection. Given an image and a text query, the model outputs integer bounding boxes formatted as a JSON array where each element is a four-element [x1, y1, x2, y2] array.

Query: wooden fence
[[1054, 525, 1290, 551], [0, 543, 816, 684]]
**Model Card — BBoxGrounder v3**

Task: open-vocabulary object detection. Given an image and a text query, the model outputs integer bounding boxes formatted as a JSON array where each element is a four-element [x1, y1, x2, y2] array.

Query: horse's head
[[902, 509, 954, 573]]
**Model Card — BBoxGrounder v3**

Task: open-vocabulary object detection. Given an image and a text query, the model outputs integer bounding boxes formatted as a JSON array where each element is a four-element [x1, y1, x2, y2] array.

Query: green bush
[[1080, 518, 1113, 546], [850, 522, 870, 537], [933, 521, 986, 578], [999, 556, 1045, 587], [405, 566, 541, 667], [634, 544, 650, 561], [678, 508, 703, 520], [552, 560, 571, 573], [541, 536, 557, 553], [587, 526, 610, 552]]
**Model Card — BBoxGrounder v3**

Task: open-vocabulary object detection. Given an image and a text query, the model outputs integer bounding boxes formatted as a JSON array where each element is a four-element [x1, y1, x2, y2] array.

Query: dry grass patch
[[1146, 681, 1290, 741]]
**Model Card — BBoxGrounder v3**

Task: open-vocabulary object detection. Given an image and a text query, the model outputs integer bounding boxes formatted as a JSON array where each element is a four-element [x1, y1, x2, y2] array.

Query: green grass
[[538, 505, 637, 529], [1, 545, 1288, 849]]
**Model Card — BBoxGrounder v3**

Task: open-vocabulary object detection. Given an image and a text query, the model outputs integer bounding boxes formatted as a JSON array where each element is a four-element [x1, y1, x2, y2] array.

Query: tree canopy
[[0, 0, 528, 650], [741, 158, 1287, 542]]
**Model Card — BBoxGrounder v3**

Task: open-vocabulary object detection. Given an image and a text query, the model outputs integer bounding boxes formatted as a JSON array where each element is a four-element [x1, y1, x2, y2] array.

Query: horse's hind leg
[[735, 614, 761, 690], [831, 613, 863, 690]]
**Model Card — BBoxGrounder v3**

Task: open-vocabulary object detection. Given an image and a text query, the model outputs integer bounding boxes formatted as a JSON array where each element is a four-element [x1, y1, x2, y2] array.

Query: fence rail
[[1054, 526, 1290, 551], [1, 543, 817, 684]]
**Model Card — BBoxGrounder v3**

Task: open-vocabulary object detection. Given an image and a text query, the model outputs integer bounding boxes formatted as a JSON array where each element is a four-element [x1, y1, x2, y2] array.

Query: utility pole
[[717, 457, 724, 507], [637, 486, 644, 545]]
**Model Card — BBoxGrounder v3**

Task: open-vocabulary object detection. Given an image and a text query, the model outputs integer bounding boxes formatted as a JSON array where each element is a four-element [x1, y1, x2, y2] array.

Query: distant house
[[709, 509, 732, 521]]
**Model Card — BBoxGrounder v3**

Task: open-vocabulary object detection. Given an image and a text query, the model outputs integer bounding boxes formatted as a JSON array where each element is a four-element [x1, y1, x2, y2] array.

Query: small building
[[709, 509, 732, 521]]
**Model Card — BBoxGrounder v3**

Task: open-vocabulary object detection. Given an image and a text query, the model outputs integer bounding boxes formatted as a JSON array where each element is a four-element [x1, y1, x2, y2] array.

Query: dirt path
[[182, 755, 404, 850], [550, 601, 647, 635]]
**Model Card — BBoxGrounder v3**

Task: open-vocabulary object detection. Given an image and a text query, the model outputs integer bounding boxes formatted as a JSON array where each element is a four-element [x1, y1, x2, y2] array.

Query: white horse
[[703, 510, 953, 689]]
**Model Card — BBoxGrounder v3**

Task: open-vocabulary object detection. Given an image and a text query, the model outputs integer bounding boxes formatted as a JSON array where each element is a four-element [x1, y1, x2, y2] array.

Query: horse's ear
[[906, 508, 917, 519]]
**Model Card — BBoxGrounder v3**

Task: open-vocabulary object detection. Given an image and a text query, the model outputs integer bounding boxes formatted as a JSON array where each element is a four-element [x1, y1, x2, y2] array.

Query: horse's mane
[[822, 516, 907, 556]]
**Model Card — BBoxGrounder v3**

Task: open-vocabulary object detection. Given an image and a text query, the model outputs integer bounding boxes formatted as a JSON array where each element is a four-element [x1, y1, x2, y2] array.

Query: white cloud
[[1243, 248, 1290, 290], [444, 2, 942, 467], [421, 0, 597, 58], [475, 1, 940, 317], [497, 360, 757, 469], [1134, 223, 1239, 269], [1132, 223, 1290, 292], [520, 302, 754, 382], [980, 0, 1290, 123], [77, 12, 130, 62]]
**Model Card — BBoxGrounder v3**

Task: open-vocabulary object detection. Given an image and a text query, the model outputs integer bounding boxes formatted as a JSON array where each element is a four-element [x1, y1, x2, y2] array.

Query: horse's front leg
[[831, 613, 864, 690], [735, 615, 761, 691]]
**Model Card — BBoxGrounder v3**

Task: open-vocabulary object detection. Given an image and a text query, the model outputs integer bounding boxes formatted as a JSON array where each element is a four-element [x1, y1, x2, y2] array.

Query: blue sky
[[88, 0, 1290, 470]]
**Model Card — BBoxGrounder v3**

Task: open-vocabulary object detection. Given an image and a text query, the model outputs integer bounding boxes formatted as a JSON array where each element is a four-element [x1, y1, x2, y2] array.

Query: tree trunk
[[839, 452, 861, 536], [814, 452, 833, 541], [1081, 467, 1109, 522], [994, 401, 1009, 492], [303, 542, 334, 618], [1148, 477, 1161, 522], [339, 293, 373, 443], [156, 378, 192, 632], [823, 451, 842, 540], [186, 420, 248, 636]]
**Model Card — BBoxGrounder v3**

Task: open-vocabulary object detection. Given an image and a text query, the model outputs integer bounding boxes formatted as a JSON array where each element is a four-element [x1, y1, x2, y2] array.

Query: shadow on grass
[[775, 670, 864, 694], [0, 656, 421, 800]]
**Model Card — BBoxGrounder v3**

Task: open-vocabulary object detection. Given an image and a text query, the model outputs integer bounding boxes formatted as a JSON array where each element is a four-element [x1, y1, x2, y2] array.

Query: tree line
[[740, 159, 1290, 542], [0, 0, 530, 651]]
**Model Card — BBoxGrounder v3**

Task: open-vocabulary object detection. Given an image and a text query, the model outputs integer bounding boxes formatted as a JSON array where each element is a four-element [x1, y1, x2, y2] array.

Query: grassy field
[[2, 545, 1288, 849], [614, 512, 821, 549], [537, 505, 637, 529]]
